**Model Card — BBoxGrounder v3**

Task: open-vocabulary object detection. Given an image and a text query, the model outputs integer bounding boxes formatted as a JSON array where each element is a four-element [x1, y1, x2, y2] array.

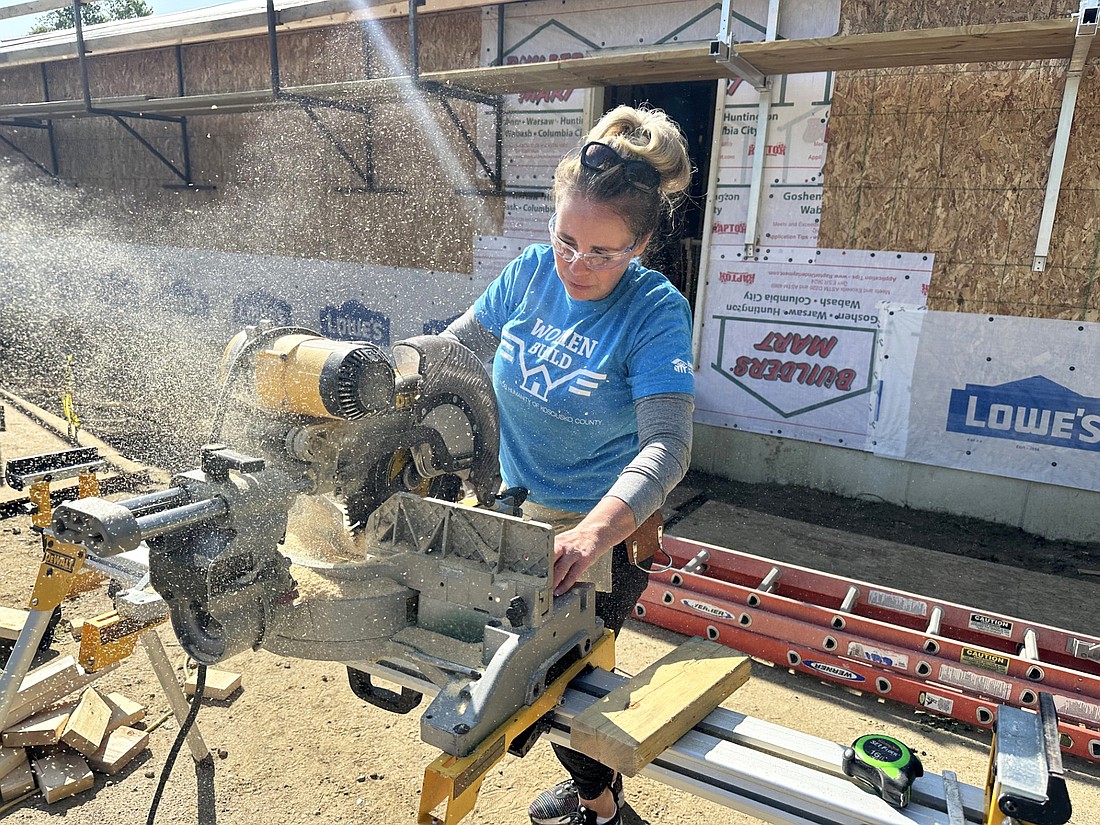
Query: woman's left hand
[[552, 526, 604, 596], [550, 496, 638, 596]]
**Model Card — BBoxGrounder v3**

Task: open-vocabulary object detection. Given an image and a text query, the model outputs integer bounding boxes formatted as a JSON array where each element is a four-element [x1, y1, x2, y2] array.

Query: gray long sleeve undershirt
[[442, 308, 694, 527]]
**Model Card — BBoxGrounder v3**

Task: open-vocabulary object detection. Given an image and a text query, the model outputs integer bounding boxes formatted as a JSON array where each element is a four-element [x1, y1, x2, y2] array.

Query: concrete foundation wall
[[692, 423, 1100, 543]]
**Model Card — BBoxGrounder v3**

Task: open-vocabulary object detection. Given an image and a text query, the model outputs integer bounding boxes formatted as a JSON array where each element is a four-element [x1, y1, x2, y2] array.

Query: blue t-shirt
[[474, 244, 694, 513]]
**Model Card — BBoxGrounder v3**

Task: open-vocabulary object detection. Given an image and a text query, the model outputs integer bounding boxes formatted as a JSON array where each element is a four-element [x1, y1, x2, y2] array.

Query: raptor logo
[[500, 329, 605, 402]]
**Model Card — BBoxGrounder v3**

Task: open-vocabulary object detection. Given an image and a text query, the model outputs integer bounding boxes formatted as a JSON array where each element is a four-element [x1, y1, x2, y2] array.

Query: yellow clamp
[[418, 631, 616, 825], [79, 609, 167, 673]]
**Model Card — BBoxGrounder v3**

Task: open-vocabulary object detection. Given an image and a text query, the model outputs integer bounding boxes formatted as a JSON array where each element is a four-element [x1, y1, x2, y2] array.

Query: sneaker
[[528, 775, 625, 825], [570, 806, 622, 825]]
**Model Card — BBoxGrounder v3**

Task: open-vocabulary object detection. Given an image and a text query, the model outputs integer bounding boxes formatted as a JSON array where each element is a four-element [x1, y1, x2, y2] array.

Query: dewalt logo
[[44, 549, 77, 573]]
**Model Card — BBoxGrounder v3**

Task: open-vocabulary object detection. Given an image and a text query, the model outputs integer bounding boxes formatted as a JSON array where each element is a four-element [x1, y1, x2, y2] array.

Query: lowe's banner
[[871, 309, 1100, 491], [695, 249, 932, 447]]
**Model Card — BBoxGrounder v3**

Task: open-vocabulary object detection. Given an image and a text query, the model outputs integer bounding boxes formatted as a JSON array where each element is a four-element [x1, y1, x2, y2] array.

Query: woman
[[444, 105, 695, 825]]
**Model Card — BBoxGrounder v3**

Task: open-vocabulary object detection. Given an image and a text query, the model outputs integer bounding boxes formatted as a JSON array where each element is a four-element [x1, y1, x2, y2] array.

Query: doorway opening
[[605, 80, 717, 309]]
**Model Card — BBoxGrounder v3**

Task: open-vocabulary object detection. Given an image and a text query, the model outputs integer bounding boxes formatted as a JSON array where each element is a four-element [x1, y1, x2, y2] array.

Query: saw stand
[[358, 659, 1071, 825]]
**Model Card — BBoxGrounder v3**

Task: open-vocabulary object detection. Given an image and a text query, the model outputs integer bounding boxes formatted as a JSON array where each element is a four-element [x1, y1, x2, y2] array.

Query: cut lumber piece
[[32, 752, 93, 804], [103, 692, 145, 732], [570, 637, 751, 776], [0, 606, 28, 641], [2, 701, 75, 747], [3, 656, 120, 730], [60, 688, 112, 756], [0, 746, 25, 781], [87, 725, 149, 775], [184, 668, 241, 701], [0, 751, 34, 802], [11, 656, 79, 709]]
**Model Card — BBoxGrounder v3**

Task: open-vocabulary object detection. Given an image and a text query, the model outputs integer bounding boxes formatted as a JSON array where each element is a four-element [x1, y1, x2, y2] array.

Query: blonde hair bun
[[587, 105, 692, 203]]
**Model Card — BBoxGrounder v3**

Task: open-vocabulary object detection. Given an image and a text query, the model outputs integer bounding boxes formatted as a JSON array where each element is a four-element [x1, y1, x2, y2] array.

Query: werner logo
[[946, 376, 1100, 452], [681, 599, 735, 620], [803, 660, 865, 682]]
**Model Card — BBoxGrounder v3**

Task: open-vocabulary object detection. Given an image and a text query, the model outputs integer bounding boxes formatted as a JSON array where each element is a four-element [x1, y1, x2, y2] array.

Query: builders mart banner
[[871, 310, 1100, 491], [695, 249, 932, 447]]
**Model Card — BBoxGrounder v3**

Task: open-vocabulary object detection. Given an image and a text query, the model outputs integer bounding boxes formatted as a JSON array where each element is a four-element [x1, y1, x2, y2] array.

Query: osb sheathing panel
[[0, 64, 42, 105], [841, 0, 1072, 35], [43, 49, 179, 102], [820, 57, 1099, 319], [183, 37, 274, 94]]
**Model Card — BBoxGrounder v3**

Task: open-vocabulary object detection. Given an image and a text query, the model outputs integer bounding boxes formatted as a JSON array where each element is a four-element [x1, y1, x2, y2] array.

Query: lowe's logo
[[946, 376, 1100, 451]]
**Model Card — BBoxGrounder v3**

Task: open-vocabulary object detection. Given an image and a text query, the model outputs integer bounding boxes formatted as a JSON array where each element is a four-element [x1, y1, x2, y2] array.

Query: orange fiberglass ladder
[[635, 535, 1100, 765]]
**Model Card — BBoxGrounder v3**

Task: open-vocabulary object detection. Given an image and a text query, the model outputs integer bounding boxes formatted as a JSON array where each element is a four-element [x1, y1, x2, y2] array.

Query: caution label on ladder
[[968, 612, 1014, 638], [960, 647, 1010, 674]]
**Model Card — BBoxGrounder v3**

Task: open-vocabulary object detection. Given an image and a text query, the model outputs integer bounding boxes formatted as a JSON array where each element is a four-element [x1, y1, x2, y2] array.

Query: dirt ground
[[1, 399, 1099, 824]]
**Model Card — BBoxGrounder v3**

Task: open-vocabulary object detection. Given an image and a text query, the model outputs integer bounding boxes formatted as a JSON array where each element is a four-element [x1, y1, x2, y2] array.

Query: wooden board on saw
[[570, 637, 751, 777]]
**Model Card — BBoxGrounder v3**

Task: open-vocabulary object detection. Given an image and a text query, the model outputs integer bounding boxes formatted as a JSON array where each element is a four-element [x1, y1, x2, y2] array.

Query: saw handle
[[346, 667, 423, 714]]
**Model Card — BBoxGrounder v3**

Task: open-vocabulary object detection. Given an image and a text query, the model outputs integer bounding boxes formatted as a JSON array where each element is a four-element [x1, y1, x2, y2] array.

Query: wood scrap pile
[[0, 655, 146, 805]]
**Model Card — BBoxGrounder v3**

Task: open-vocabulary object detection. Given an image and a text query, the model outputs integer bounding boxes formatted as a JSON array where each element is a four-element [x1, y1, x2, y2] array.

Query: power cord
[[146, 664, 208, 825]]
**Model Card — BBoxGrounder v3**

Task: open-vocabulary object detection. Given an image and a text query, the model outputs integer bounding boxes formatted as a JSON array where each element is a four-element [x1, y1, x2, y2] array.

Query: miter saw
[[0, 323, 605, 763]]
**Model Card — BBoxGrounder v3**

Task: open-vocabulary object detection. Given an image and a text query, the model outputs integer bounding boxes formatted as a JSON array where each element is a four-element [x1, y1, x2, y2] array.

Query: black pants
[[551, 542, 651, 801]]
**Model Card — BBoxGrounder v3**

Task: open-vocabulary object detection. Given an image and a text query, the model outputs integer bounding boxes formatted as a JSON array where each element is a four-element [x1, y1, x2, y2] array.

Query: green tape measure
[[842, 734, 924, 807]]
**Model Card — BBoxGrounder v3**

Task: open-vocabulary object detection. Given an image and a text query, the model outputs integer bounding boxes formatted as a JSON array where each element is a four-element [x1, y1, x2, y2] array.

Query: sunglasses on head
[[579, 141, 660, 194]]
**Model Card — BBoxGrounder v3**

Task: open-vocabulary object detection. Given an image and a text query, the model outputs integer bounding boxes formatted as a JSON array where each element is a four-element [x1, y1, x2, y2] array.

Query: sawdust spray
[[0, 17, 492, 471]]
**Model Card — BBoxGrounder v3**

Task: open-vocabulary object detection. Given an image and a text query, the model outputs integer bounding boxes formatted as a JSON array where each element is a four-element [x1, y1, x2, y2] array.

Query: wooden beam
[[6, 656, 80, 719], [0, 606, 27, 642], [103, 691, 145, 732], [0, 0, 511, 67], [60, 687, 112, 755], [570, 638, 751, 777], [734, 18, 1087, 75], [0, 0, 75, 22], [184, 667, 242, 701], [32, 752, 93, 804], [3, 655, 119, 730], [0, 751, 34, 802], [87, 725, 148, 774], [2, 701, 75, 748], [0, 747, 24, 781]]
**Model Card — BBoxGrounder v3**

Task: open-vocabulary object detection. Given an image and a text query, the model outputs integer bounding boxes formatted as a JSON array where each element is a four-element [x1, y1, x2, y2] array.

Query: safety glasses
[[579, 141, 660, 194], [548, 214, 638, 271]]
